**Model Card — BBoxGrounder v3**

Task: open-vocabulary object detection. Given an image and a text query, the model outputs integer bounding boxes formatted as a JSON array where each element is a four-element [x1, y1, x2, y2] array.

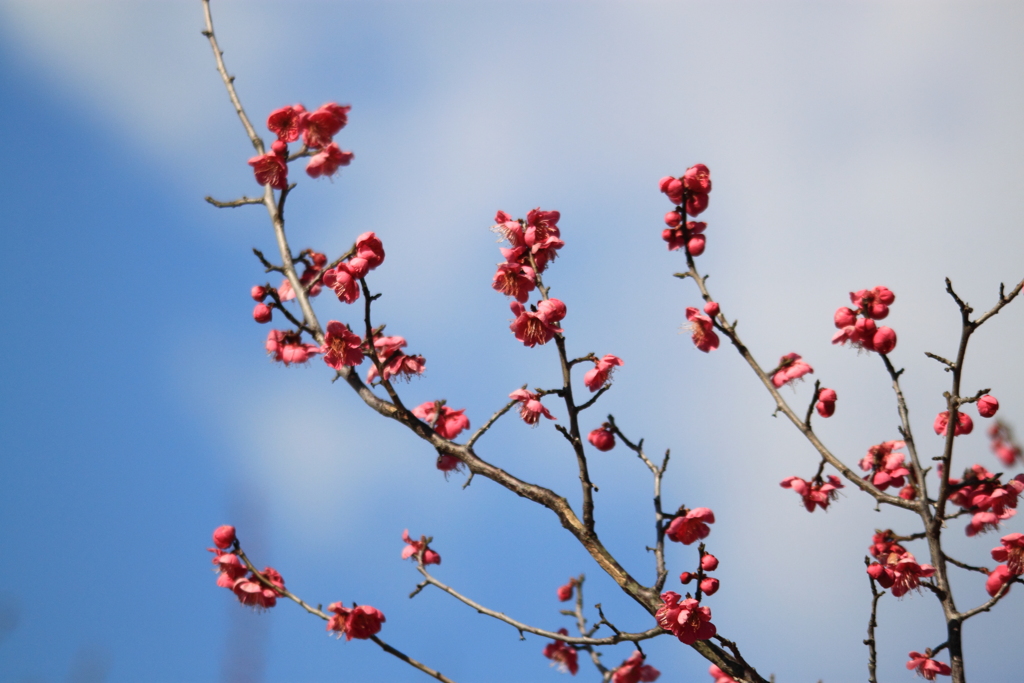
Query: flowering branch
[[675, 251, 914, 510], [228, 542, 457, 683]]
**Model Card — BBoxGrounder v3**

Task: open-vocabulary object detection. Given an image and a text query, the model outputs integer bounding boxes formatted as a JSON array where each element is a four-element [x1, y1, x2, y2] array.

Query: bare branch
[[466, 395, 520, 448], [413, 565, 662, 646], [863, 558, 883, 683], [205, 195, 264, 208]]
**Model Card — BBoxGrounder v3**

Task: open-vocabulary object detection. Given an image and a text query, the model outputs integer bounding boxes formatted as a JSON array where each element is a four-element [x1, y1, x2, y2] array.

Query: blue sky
[[1, 1, 1023, 681]]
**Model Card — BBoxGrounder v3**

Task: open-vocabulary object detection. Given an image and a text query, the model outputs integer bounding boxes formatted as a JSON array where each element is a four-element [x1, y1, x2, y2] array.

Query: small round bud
[[818, 388, 837, 403], [700, 577, 720, 596], [212, 525, 237, 549], [251, 285, 268, 301], [816, 400, 836, 418], [872, 326, 897, 354], [271, 140, 288, 155], [679, 571, 694, 584], [834, 307, 857, 329], [703, 301, 720, 317], [687, 234, 706, 256], [253, 303, 273, 323], [701, 554, 719, 571], [977, 395, 999, 418], [664, 211, 683, 228], [587, 427, 615, 452]]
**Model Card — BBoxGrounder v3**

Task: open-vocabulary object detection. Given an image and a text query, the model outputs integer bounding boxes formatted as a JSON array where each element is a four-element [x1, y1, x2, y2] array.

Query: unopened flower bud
[[703, 301, 720, 317], [899, 485, 917, 500], [834, 307, 857, 329], [872, 326, 897, 354], [251, 285, 268, 301], [588, 426, 615, 451], [213, 525, 237, 549], [687, 234, 706, 256], [818, 388, 837, 403], [701, 554, 719, 571], [978, 395, 999, 418], [253, 303, 273, 323], [686, 221, 707, 235], [700, 577, 720, 596], [679, 571, 695, 584], [271, 140, 288, 156], [816, 400, 836, 418], [664, 211, 683, 228], [855, 318, 877, 336]]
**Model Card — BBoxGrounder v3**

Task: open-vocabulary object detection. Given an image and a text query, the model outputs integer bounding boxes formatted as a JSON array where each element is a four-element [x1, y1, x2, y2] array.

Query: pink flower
[[906, 652, 952, 680], [509, 389, 556, 425], [366, 335, 426, 383], [588, 425, 615, 451], [492, 262, 536, 302], [687, 233, 706, 256], [557, 578, 577, 602], [321, 321, 364, 370], [583, 354, 624, 392], [436, 454, 463, 475], [988, 421, 1022, 467], [542, 629, 579, 675], [985, 564, 1014, 597], [509, 299, 565, 347], [665, 508, 715, 545], [771, 353, 813, 388], [253, 303, 272, 323], [934, 411, 973, 437], [248, 145, 288, 190], [267, 104, 306, 142], [659, 176, 684, 205], [859, 440, 910, 491], [302, 103, 350, 149], [780, 475, 844, 512], [873, 326, 897, 354], [232, 567, 285, 609], [834, 307, 858, 328], [965, 510, 1013, 537], [355, 232, 385, 270], [265, 330, 320, 365], [412, 402, 470, 440], [326, 602, 385, 640], [816, 387, 837, 418], [401, 529, 441, 565], [611, 651, 660, 683], [306, 142, 354, 178], [685, 307, 719, 352], [322, 263, 361, 304], [978, 395, 999, 418], [682, 164, 712, 193], [991, 532, 1024, 575], [699, 577, 720, 596], [867, 552, 934, 597], [851, 286, 895, 320], [212, 525, 237, 549], [869, 530, 907, 560], [210, 550, 247, 588], [685, 192, 709, 217], [656, 592, 716, 645], [701, 554, 719, 571], [709, 664, 738, 683]]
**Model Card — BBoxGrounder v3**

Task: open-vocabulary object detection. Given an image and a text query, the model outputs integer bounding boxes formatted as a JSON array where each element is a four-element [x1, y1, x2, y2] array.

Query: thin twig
[[413, 565, 662, 646], [205, 195, 264, 208], [863, 558, 883, 683], [466, 395, 520, 448]]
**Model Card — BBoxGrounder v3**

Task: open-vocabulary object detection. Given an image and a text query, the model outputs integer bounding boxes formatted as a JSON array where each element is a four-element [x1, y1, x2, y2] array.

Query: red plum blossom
[[588, 425, 616, 451], [780, 475, 844, 512], [611, 651, 660, 683], [771, 353, 813, 388], [685, 307, 719, 352], [321, 321, 364, 369], [583, 354, 624, 392], [665, 508, 715, 545], [326, 602, 385, 640], [412, 402, 470, 440], [906, 652, 951, 680], [509, 389, 556, 425], [401, 529, 441, 565], [978, 394, 1000, 418], [542, 629, 579, 675], [656, 591, 716, 644]]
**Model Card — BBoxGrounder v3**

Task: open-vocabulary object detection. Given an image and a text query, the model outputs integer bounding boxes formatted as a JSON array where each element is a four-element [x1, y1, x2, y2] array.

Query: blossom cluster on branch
[[199, 2, 1024, 679]]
